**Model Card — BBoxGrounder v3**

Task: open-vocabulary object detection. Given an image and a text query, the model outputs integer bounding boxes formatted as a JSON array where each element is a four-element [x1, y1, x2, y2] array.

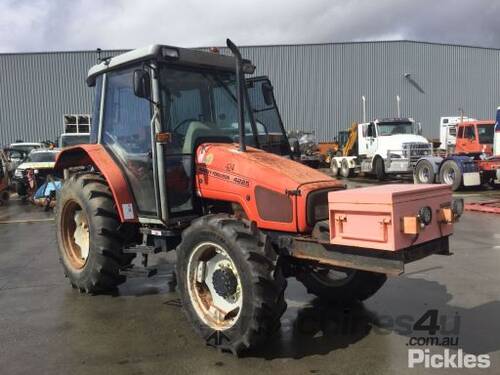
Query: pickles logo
[[408, 349, 490, 369]]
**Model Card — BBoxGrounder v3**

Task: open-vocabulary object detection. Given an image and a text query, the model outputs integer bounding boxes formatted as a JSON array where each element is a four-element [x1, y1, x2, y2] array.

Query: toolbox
[[328, 184, 453, 251]]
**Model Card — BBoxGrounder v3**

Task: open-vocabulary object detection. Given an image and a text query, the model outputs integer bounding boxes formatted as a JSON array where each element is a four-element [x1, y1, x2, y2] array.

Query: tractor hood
[[195, 143, 343, 233], [195, 143, 342, 191]]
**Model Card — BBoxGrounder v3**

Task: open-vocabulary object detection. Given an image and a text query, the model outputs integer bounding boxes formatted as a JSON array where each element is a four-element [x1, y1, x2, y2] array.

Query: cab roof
[[457, 120, 495, 126], [87, 44, 238, 86]]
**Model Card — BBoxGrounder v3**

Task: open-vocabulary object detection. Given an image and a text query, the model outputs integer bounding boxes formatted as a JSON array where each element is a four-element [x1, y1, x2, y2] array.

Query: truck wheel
[[56, 173, 133, 294], [340, 159, 352, 178], [414, 160, 435, 184], [439, 160, 462, 191], [176, 214, 287, 356], [296, 267, 387, 302], [330, 159, 339, 177], [374, 157, 385, 181]]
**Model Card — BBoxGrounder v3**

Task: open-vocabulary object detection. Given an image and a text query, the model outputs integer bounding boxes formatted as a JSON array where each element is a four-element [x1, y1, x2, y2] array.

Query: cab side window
[[457, 126, 464, 138], [367, 123, 376, 137], [463, 126, 475, 140]]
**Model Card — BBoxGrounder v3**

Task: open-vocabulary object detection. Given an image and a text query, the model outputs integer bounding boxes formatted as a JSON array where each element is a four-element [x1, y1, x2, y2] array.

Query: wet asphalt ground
[[0, 174, 499, 375]]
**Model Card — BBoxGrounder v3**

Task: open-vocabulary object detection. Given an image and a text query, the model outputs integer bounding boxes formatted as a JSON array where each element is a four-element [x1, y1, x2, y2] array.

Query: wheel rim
[[60, 200, 90, 269], [418, 165, 431, 183], [187, 241, 243, 330], [442, 167, 455, 185], [310, 267, 356, 287], [341, 161, 349, 177], [331, 160, 338, 175]]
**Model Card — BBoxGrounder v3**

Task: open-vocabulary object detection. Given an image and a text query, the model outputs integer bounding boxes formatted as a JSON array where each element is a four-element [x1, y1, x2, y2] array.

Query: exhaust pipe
[[226, 39, 247, 152]]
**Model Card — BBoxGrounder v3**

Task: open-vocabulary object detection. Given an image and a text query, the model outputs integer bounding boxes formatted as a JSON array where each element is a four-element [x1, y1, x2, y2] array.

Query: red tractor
[[54, 40, 462, 355], [414, 120, 500, 190]]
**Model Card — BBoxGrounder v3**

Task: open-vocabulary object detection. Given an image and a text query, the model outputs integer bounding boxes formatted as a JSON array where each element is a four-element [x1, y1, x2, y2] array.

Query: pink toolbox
[[328, 184, 454, 251]]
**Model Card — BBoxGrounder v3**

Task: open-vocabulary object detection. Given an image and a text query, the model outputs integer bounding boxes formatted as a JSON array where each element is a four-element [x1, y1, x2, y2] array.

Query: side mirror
[[262, 82, 274, 106], [290, 139, 301, 158], [133, 69, 151, 99], [416, 122, 422, 135]]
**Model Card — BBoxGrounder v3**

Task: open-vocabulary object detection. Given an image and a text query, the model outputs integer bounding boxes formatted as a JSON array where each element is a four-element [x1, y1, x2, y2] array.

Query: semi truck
[[330, 117, 431, 180], [439, 116, 476, 153], [414, 120, 500, 190]]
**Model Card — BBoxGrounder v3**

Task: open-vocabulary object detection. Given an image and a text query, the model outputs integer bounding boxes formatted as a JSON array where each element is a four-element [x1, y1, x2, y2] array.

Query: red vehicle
[[414, 120, 500, 190], [455, 120, 495, 155], [53, 40, 462, 355]]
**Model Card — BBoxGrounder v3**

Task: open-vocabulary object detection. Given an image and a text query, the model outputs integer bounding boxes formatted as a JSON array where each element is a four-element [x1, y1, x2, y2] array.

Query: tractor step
[[123, 245, 162, 255], [120, 266, 158, 278]]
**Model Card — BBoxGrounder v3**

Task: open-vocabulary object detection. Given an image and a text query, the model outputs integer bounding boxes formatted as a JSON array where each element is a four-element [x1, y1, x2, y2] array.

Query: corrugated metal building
[[1, 40, 500, 144]]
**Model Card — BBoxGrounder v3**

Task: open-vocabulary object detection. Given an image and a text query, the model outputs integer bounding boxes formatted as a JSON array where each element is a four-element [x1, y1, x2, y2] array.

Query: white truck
[[330, 117, 432, 180], [439, 116, 476, 152]]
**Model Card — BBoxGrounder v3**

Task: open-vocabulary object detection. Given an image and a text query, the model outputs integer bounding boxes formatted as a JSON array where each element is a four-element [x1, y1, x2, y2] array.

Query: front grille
[[402, 143, 432, 164], [306, 189, 331, 226]]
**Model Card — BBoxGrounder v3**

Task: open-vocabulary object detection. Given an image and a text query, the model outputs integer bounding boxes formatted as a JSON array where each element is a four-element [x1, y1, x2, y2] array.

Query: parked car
[[13, 149, 60, 201], [8, 142, 45, 172]]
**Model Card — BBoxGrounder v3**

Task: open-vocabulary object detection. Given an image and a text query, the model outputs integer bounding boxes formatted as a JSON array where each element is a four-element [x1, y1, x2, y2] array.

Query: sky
[[1, 0, 500, 53]]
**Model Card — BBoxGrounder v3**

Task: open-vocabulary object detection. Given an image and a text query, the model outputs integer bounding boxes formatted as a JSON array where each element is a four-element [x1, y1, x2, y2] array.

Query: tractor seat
[[182, 121, 228, 154]]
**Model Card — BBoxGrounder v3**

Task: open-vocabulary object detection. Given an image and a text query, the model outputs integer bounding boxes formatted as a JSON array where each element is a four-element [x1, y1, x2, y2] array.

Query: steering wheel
[[173, 118, 199, 134]]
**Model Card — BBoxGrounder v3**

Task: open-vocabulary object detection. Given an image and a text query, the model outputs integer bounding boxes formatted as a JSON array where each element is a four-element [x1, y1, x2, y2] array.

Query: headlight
[[34, 169, 39, 174], [14, 169, 23, 178], [451, 198, 464, 217], [418, 206, 433, 226]]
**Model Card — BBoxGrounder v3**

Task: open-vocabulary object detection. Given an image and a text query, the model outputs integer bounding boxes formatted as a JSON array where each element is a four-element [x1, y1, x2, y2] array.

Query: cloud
[[0, 0, 499, 52]]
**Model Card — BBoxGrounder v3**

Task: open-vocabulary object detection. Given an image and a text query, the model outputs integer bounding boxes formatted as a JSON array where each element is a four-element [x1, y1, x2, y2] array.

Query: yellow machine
[[342, 122, 358, 156]]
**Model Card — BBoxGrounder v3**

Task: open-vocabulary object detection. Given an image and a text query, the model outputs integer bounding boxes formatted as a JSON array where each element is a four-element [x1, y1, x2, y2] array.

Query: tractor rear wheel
[[55, 173, 134, 294], [296, 267, 387, 302], [176, 214, 286, 356]]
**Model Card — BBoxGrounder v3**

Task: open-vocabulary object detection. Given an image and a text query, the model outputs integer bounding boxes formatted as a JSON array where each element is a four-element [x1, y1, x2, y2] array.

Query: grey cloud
[[0, 0, 499, 52]]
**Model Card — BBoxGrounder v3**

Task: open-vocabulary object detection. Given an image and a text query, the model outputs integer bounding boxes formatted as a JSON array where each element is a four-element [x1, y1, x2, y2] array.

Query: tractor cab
[[86, 45, 289, 223]]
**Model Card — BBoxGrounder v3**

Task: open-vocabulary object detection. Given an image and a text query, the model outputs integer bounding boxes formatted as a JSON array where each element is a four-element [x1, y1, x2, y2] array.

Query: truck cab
[[456, 120, 495, 156], [358, 118, 431, 176], [439, 116, 476, 152]]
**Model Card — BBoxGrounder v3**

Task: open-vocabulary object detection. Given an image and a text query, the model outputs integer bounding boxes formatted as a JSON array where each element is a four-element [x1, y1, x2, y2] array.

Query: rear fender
[[437, 155, 477, 184], [54, 144, 138, 223], [441, 155, 477, 173]]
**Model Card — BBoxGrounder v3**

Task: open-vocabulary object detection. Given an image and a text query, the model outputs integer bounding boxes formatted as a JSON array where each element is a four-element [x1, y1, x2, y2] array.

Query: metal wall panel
[[0, 49, 126, 145], [1, 41, 500, 144]]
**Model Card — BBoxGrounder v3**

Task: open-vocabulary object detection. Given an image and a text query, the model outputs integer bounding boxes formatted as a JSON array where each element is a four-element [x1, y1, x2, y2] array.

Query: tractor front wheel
[[176, 214, 286, 356], [296, 267, 387, 302], [55, 173, 134, 294]]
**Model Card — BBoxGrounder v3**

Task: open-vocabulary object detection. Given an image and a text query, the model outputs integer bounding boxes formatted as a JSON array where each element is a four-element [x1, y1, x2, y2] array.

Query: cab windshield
[[377, 122, 414, 136], [158, 66, 287, 154], [477, 124, 494, 144]]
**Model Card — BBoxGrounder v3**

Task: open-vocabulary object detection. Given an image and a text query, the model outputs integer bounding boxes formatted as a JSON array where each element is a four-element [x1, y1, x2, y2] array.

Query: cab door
[[365, 122, 378, 157], [457, 124, 476, 153], [100, 66, 159, 219]]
